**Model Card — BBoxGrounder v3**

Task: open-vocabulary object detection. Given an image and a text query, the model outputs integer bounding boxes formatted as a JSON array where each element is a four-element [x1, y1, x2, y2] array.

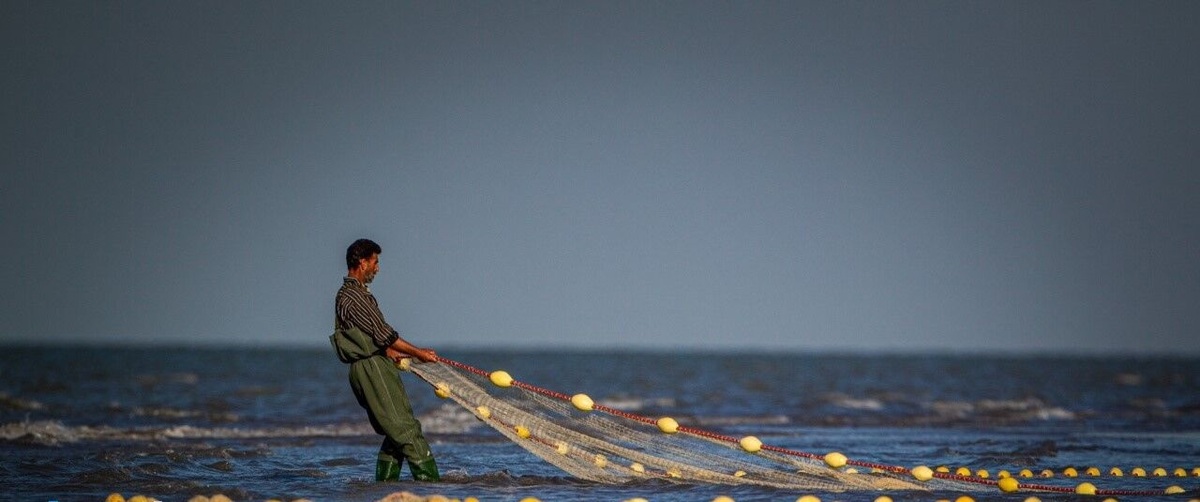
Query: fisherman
[[330, 238, 441, 482]]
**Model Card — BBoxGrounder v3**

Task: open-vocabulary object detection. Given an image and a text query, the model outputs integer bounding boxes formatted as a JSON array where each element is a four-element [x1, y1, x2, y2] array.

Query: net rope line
[[405, 356, 1176, 496]]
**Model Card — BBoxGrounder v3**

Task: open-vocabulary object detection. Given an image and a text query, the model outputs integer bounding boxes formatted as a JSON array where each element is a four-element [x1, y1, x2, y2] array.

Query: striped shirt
[[335, 276, 400, 348]]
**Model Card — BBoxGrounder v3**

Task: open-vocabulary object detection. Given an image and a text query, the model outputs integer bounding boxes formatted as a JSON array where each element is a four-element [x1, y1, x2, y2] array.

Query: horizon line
[[2, 340, 1197, 359]]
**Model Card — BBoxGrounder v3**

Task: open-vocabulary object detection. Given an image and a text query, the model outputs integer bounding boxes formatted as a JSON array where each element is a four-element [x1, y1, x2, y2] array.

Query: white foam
[[0, 392, 46, 411], [0, 420, 379, 444]]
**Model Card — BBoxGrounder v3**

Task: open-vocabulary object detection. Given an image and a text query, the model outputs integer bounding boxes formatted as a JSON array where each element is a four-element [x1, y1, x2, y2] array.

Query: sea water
[[1, 347, 1197, 501]]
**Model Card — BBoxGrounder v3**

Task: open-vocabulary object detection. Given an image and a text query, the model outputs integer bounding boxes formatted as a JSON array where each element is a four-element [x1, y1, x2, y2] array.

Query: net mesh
[[407, 357, 979, 492]]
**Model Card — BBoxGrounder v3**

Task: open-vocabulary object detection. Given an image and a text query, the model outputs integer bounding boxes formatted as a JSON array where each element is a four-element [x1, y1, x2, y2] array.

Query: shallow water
[[2, 347, 1198, 501]]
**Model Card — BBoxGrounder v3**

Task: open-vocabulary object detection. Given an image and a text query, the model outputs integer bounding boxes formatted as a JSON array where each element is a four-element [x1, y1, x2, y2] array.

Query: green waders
[[331, 326, 440, 482]]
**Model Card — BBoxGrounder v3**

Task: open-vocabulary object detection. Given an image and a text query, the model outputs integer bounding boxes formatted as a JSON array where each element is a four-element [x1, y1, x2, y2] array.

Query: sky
[[2, 1, 1197, 354]]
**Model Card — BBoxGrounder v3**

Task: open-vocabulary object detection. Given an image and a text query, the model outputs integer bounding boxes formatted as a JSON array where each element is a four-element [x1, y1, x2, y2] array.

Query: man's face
[[359, 254, 380, 283]]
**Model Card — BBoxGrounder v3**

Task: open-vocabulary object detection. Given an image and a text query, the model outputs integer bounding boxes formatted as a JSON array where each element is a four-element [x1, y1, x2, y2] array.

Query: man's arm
[[337, 287, 436, 363], [386, 338, 437, 363], [336, 288, 400, 348]]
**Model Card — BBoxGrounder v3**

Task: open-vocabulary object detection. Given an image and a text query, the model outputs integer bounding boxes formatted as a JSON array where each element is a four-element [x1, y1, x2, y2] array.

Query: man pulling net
[[330, 238, 441, 482]]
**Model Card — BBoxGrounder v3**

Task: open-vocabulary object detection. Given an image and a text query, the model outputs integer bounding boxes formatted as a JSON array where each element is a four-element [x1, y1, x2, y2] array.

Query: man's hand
[[414, 347, 438, 363], [386, 345, 437, 363]]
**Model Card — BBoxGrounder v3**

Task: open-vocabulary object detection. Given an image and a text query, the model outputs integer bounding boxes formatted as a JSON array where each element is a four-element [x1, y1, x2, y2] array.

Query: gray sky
[[3, 1, 1197, 354]]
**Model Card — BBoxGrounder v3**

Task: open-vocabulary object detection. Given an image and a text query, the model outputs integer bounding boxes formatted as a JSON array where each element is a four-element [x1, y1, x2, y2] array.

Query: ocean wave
[[419, 403, 488, 433], [822, 392, 886, 411], [0, 420, 378, 445], [0, 391, 46, 411], [595, 395, 677, 411], [0, 403, 485, 445], [693, 415, 791, 427], [134, 372, 200, 386], [929, 397, 1076, 422], [129, 406, 240, 423]]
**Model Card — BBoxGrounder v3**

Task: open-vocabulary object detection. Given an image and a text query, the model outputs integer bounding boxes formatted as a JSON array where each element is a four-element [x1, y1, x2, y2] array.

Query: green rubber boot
[[409, 457, 440, 482], [375, 459, 401, 482]]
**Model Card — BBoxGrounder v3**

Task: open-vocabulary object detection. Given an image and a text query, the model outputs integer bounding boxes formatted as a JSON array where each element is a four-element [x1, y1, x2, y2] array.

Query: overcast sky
[[2, 1, 1197, 354]]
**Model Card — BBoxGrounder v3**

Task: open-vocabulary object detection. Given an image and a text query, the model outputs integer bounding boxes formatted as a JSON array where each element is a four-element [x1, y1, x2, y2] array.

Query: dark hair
[[346, 238, 382, 270]]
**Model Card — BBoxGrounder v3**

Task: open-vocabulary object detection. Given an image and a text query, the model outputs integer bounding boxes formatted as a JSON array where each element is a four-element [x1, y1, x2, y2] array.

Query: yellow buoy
[[489, 369, 513, 386], [570, 393, 594, 411], [824, 451, 848, 469], [998, 470, 1011, 478], [515, 425, 531, 438], [1164, 485, 1185, 494], [936, 465, 950, 473], [1174, 467, 1187, 477], [475, 405, 491, 419], [1076, 482, 1097, 495], [712, 496, 735, 502], [127, 496, 150, 502], [630, 462, 645, 473], [667, 467, 682, 478], [1039, 469, 1054, 478], [519, 498, 541, 502], [1085, 466, 1100, 476], [734, 470, 746, 477], [1063, 466, 1078, 477], [954, 466, 971, 476], [555, 441, 570, 455], [434, 383, 451, 399], [106, 494, 126, 502], [187, 496, 210, 502], [1191, 466, 1200, 476], [594, 454, 608, 468], [1153, 467, 1168, 477], [657, 416, 680, 434], [954, 496, 975, 502], [975, 469, 990, 479], [1109, 467, 1123, 476], [739, 436, 763, 453], [211, 495, 233, 502], [1022, 497, 1041, 502], [874, 496, 893, 502], [1019, 469, 1034, 478], [912, 465, 934, 481], [465, 497, 480, 502], [998, 477, 1019, 493], [1131, 466, 1147, 477], [796, 496, 821, 502], [489, 370, 514, 387]]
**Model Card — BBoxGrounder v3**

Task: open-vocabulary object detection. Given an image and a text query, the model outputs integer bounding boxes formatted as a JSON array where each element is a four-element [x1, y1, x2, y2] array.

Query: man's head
[[346, 238, 382, 283]]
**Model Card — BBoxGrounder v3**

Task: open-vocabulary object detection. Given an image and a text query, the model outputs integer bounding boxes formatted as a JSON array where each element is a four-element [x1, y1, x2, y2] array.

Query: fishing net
[[405, 357, 1192, 497], [405, 357, 978, 492]]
